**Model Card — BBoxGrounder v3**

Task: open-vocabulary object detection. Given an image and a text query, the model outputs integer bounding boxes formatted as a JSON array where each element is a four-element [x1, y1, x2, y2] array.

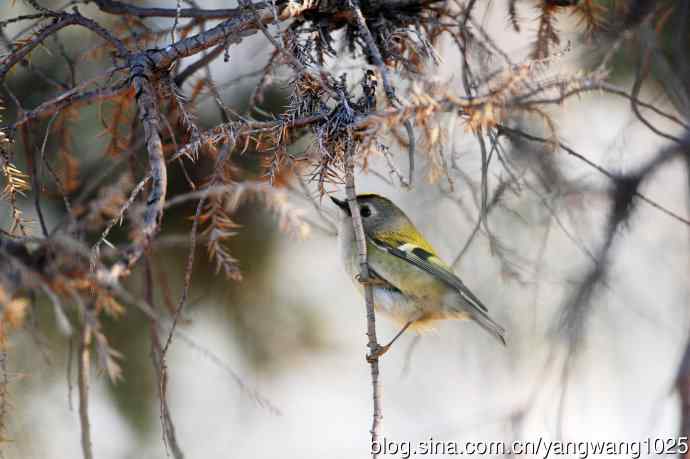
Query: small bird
[[331, 193, 506, 359]]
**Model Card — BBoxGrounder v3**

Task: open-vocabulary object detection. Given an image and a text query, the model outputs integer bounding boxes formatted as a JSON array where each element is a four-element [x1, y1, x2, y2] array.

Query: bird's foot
[[355, 272, 385, 287], [366, 343, 389, 363]]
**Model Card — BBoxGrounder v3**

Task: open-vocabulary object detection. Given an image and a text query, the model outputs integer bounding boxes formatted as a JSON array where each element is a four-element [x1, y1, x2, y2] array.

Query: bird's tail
[[469, 309, 507, 346]]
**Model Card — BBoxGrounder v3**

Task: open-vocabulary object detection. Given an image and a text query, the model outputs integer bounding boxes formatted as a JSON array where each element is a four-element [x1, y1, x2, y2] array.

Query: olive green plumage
[[332, 193, 506, 346]]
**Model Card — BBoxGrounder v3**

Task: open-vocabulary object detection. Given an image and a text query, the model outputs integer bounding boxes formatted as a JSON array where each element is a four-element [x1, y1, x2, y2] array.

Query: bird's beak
[[330, 196, 351, 215]]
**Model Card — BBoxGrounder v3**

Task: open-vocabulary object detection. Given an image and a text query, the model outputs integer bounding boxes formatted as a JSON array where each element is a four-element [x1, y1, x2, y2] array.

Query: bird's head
[[330, 193, 412, 236]]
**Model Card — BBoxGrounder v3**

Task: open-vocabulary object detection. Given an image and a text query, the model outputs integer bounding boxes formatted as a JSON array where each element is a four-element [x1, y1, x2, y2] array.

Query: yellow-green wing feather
[[367, 232, 506, 345], [369, 236, 487, 312], [371, 219, 436, 253]]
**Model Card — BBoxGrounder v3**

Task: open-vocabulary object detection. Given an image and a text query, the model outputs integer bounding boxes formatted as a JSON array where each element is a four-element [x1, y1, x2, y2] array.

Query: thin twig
[[0, 350, 8, 449], [78, 315, 94, 459], [344, 138, 382, 458], [163, 141, 234, 357], [21, 124, 49, 236], [145, 258, 185, 459], [498, 125, 690, 227], [348, 0, 416, 188], [67, 336, 74, 411]]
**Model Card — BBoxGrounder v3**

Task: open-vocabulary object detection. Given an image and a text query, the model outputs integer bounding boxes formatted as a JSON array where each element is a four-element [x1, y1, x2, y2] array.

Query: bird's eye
[[360, 206, 372, 218]]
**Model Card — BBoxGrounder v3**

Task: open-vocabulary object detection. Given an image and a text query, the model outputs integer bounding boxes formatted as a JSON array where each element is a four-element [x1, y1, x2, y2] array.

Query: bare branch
[[91, 0, 262, 19], [78, 316, 93, 459], [348, 0, 416, 187], [104, 59, 168, 282], [0, 10, 127, 80], [498, 125, 690, 227], [145, 259, 185, 459], [344, 139, 382, 458]]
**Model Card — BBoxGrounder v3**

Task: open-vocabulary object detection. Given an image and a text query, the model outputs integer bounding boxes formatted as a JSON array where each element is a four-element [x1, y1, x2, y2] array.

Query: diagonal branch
[[148, 2, 317, 72], [498, 125, 690, 227], [0, 10, 128, 80]]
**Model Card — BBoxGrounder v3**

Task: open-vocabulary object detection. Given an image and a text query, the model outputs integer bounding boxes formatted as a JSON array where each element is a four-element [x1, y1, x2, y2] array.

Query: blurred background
[[1, 0, 689, 458]]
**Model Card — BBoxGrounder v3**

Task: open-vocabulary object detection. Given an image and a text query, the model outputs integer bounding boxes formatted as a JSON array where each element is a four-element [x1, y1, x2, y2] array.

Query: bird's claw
[[355, 272, 384, 287], [366, 344, 389, 363]]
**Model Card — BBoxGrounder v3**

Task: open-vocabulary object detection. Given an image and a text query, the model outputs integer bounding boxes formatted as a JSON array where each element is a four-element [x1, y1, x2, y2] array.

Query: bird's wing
[[368, 234, 507, 345], [368, 235, 488, 313]]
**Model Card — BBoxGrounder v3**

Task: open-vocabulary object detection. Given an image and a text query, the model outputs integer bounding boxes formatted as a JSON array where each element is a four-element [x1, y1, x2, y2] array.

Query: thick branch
[[91, 0, 259, 19], [145, 2, 316, 72], [105, 57, 167, 281]]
